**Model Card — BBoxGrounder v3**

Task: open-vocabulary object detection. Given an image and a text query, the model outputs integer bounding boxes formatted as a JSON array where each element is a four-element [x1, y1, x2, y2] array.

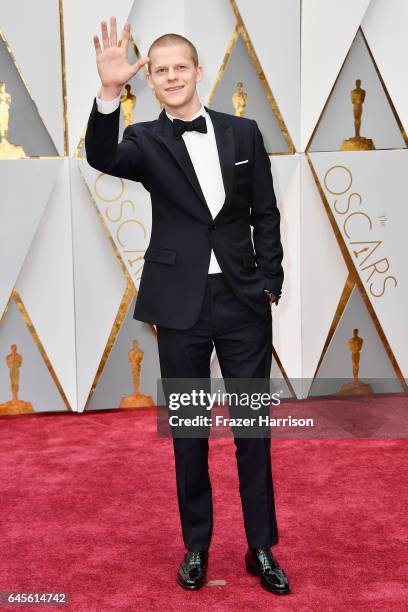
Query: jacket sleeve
[[250, 120, 284, 303], [84, 97, 146, 185]]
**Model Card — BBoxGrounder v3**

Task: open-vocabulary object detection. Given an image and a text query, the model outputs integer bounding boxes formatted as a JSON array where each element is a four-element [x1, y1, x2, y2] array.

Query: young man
[[85, 17, 289, 594]]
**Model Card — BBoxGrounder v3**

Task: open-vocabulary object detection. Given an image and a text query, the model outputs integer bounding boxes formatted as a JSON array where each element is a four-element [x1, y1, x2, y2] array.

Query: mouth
[[165, 85, 185, 92]]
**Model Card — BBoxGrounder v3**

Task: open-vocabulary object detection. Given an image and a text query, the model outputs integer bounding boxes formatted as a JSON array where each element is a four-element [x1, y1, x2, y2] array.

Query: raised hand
[[93, 17, 149, 99]]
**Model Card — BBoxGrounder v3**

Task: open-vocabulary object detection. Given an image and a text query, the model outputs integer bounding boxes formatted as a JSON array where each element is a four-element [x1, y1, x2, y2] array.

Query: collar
[[165, 103, 206, 123], [156, 106, 230, 137]]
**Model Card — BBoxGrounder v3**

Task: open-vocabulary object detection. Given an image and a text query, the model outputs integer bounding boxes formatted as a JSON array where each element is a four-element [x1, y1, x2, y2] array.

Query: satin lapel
[[154, 108, 235, 220], [205, 107, 235, 220], [155, 109, 210, 216]]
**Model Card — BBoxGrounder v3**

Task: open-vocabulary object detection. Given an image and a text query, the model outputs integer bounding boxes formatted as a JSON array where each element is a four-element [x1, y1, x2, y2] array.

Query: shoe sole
[[246, 563, 291, 595]]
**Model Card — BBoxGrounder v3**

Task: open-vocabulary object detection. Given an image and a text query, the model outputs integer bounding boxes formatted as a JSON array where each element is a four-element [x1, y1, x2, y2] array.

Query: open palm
[[93, 17, 149, 91]]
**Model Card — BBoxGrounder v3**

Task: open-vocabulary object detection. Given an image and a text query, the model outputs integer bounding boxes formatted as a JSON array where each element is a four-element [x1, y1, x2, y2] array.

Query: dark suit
[[85, 99, 284, 329], [85, 99, 284, 551]]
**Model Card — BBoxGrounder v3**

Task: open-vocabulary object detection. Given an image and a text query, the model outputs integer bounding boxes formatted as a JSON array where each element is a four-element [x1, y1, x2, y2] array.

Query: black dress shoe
[[176, 550, 208, 590], [245, 548, 290, 594]]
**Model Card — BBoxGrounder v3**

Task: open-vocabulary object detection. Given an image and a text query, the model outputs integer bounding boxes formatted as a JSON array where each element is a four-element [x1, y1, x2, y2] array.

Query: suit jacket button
[[209, 224, 216, 230]]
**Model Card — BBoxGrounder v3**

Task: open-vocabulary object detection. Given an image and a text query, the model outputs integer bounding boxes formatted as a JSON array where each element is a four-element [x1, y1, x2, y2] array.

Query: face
[[146, 43, 203, 111]]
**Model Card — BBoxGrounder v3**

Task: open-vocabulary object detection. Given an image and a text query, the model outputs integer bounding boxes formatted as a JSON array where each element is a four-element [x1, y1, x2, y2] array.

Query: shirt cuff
[[96, 89, 121, 114], [263, 288, 281, 305]]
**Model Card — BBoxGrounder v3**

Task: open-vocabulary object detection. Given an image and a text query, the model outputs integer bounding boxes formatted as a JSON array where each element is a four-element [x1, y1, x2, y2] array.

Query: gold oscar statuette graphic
[[120, 84, 136, 127], [0, 344, 33, 414], [340, 79, 375, 151], [0, 82, 27, 159], [339, 329, 373, 395], [232, 81, 248, 117], [120, 340, 154, 408]]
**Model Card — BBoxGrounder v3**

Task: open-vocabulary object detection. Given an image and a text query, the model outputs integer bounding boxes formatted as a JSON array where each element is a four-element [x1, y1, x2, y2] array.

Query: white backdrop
[[0, 0, 407, 413]]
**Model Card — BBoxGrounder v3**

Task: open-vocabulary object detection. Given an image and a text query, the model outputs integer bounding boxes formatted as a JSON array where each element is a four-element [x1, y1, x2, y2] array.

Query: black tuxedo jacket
[[85, 98, 284, 330]]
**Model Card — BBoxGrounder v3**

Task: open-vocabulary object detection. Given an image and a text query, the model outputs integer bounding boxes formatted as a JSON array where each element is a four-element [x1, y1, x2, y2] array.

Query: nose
[[167, 67, 176, 80]]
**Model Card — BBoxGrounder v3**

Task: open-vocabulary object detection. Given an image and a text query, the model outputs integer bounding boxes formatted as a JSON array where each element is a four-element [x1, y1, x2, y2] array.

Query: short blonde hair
[[147, 33, 199, 68]]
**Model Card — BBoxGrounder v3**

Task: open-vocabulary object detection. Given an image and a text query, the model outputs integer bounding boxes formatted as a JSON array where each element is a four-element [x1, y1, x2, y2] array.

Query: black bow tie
[[172, 115, 207, 139]]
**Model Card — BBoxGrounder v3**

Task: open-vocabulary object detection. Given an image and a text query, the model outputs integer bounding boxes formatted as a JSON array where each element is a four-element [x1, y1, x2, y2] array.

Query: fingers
[[96, 17, 131, 52], [94, 17, 136, 65], [131, 56, 150, 76], [93, 34, 102, 56], [110, 16, 117, 47], [138, 56, 150, 69], [119, 21, 131, 49], [100, 20, 109, 51]]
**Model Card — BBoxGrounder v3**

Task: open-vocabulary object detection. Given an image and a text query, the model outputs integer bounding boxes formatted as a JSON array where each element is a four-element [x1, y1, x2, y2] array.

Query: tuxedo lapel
[[155, 109, 210, 217], [155, 107, 235, 221]]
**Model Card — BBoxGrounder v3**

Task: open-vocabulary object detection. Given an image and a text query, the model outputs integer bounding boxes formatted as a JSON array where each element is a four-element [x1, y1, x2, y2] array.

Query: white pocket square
[[235, 159, 249, 165]]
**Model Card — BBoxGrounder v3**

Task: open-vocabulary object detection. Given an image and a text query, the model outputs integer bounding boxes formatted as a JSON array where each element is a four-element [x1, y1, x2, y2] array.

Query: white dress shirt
[[96, 90, 225, 273]]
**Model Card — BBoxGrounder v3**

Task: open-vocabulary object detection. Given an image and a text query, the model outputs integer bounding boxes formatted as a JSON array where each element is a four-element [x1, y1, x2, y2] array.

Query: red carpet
[[1, 403, 407, 611]]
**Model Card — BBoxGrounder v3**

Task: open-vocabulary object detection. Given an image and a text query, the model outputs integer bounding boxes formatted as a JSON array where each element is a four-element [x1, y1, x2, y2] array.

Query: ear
[[146, 72, 154, 91], [195, 64, 204, 84]]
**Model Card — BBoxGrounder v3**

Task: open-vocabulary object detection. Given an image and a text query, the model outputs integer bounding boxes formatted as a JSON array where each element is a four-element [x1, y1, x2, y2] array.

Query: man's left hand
[[263, 289, 279, 304]]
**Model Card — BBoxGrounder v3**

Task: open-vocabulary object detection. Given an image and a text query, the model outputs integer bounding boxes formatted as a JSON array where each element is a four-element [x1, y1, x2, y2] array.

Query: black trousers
[[156, 273, 279, 551]]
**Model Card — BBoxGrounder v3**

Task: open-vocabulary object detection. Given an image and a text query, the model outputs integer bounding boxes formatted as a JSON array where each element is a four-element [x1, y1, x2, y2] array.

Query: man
[[85, 17, 289, 595]]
